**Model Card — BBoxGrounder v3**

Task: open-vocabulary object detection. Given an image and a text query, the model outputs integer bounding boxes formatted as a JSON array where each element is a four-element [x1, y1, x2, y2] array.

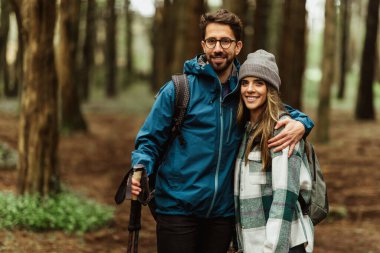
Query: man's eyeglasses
[[203, 37, 236, 49]]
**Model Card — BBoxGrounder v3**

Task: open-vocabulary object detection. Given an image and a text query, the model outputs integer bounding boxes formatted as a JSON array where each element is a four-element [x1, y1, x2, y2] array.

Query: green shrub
[[0, 191, 114, 233], [326, 205, 349, 222], [0, 143, 18, 170]]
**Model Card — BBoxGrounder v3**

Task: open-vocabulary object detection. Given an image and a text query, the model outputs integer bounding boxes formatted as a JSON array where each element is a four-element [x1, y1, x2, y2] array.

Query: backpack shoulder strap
[[171, 74, 190, 146], [278, 110, 290, 119]]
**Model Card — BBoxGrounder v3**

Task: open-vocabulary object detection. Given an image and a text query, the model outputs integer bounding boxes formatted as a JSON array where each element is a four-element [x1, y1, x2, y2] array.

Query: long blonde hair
[[237, 84, 285, 169]]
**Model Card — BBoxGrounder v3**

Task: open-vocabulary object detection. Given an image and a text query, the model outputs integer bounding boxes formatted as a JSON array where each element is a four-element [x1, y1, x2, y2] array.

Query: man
[[131, 9, 314, 253]]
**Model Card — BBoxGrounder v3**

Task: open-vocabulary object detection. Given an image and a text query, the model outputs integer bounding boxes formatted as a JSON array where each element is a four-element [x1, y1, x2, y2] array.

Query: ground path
[[0, 109, 379, 253]]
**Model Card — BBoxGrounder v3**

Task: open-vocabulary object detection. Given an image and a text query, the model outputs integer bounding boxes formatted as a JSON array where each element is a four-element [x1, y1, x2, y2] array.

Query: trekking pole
[[127, 164, 144, 253]]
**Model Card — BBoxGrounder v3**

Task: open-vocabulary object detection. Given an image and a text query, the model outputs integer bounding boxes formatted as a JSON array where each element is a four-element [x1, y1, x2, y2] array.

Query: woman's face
[[240, 76, 268, 118]]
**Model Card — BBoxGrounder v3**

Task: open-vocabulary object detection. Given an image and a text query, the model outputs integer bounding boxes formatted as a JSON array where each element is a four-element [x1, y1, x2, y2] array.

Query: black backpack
[[114, 74, 190, 220]]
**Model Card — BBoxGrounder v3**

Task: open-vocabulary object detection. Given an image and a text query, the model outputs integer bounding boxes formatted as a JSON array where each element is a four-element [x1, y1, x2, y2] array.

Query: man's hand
[[268, 118, 305, 157], [131, 178, 142, 197]]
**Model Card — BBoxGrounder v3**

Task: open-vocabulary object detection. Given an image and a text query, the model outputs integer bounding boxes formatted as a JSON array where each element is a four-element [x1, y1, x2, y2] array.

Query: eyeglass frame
[[203, 37, 237, 49]]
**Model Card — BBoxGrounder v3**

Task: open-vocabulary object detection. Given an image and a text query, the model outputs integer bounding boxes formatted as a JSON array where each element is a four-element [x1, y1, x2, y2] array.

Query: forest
[[0, 0, 379, 252]]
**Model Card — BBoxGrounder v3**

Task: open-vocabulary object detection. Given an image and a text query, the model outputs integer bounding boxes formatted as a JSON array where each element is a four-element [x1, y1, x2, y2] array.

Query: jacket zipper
[[206, 81, 224, 217], [226, 107, 232, 143]]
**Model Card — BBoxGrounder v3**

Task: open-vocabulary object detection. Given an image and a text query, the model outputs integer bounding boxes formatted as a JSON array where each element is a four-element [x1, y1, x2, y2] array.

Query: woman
[[234, 50, 314, 253]]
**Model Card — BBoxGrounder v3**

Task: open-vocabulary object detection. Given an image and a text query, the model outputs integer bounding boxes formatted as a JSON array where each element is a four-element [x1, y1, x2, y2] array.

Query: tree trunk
[[252, 0, 271, 51], [171, 0, 205, 74], [152, 0, 205, 92], [58, 0, 87, 132], [337, 0, 351, 99], [223, 0, 249, 63], [4, 1, 22, 98], [316, 0, 337, 143], [347, 0, 366, 74], [267, 0, 284, 57], [223, 0, 247, 16], [355, 0, 379, 120], [80, 0, 96, 101], [152, 0, 183, 91], [14, 0, 60, 196], [278, 0, 307, 110], [152, 2, 166, 91], [377, 43, 380, 83], [0, 0, 10, 97], [105, 0, 116, 97], [124, 0, 133, 86]]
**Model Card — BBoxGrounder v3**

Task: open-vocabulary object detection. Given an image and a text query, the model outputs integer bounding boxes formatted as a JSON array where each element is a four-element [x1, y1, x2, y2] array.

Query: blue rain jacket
[[131, 55, 314, 218]]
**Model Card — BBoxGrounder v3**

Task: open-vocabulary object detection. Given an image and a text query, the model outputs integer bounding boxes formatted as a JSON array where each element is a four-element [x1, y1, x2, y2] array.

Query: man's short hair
[[199, 9, 243, 41]]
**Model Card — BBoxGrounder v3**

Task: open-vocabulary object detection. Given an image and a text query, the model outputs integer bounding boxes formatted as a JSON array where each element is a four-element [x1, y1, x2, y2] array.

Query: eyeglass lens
[[205, 38, 235, 49]]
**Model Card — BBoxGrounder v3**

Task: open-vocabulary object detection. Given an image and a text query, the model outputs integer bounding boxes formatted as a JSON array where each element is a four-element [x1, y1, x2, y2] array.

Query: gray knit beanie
[[238, 50, 281, 91]]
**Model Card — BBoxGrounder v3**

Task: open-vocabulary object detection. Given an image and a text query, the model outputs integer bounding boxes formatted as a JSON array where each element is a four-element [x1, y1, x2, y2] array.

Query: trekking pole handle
[[131, 164, 144, 201]]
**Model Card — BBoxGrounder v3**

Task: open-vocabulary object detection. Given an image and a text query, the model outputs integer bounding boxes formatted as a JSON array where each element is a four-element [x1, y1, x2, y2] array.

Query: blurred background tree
[[355, 0, 379, 120], [0, 0, 10, 98], [0, 1, 379, 252], [58, 0, 87, 132], [316, 0, 337, 143], [11, 0, 59, 196], [0, 0, 379, 196], [105, 0, 117, 97], [80, 0, 97, 101]]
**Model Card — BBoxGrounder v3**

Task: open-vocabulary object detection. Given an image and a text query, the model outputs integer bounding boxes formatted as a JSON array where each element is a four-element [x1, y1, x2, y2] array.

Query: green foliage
[[0, 143, 18, 170], [85, 81, 154, 115], [0, 99, 19, 114], [0, 191, 114, 233], [326, 205, 349, 222]]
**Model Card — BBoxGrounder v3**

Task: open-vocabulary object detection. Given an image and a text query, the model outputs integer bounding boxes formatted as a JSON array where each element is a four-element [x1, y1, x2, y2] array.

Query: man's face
[[201, 23, 242, 75]]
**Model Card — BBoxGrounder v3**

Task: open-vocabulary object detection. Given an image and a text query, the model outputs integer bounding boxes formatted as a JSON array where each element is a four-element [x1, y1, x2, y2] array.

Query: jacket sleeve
[[264, 125, 302, 253], [284, 104, 314, 137], [131, 81, 176, 176]]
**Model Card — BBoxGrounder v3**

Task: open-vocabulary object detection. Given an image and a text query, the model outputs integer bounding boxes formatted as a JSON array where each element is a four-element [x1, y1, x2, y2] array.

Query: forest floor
[[0, 107, 380, 253]]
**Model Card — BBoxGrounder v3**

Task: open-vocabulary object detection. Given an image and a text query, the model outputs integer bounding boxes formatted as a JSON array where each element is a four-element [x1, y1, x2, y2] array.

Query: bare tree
[[12, 0, 60, 195], [58, 0, 87, 132], [125, 0, 133, 86], [355, 0, 379, 120], [223, 0, 247, 17], [223, 0, 249, 63], [0, 0, 10, 96], [3, 1, 22, 98], [377, 42, 380, 83], [337, 0, 351, 99], [80, 0, 96, 101], [152, 0, 205, 92], [105, 0, 117, 97], [316, 0, 337, 143], [171, 0, 205, 74], [278, 0, 307, 109], [152, 2, 166, 91], [267, 0, 284, 57], [252, 0, 271, 51]]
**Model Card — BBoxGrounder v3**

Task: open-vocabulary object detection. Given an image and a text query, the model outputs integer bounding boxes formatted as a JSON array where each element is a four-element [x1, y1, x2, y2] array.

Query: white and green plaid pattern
[[234, 118, 314, 253]]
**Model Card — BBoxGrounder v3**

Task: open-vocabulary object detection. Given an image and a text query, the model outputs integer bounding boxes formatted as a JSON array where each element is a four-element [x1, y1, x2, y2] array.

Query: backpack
[[114, 74, 190, 220], [299, 141, 329, 225], [277, 112, 329, 225]]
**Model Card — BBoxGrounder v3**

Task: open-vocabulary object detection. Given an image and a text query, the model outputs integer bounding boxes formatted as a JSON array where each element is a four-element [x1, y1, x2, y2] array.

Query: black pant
[[289, 244, 306, 253], [156, 214, 234, 253]]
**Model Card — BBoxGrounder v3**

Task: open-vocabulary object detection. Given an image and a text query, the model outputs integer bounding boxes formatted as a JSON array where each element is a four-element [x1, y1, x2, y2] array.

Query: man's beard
[[206, 52, 234, 75]]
